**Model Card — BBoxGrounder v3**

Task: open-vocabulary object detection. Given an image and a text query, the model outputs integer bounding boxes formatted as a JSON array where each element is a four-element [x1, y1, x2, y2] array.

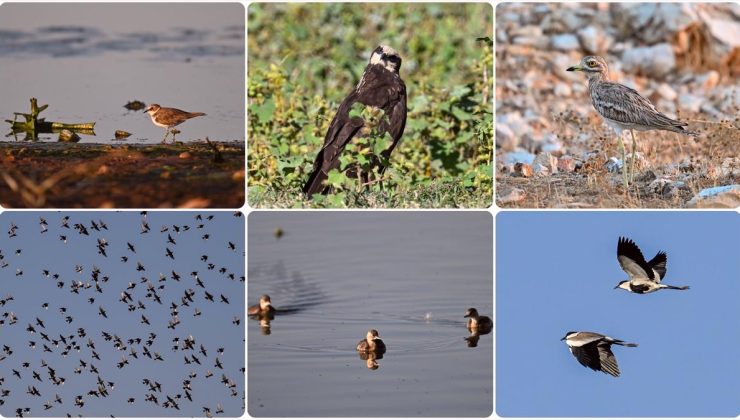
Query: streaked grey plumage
[[567, 55, 695, 186]]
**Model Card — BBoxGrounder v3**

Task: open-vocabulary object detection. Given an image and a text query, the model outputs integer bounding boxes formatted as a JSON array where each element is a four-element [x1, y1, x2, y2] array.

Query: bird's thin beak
[[566, 65, 582, 72], [613, 285, 620, 289]]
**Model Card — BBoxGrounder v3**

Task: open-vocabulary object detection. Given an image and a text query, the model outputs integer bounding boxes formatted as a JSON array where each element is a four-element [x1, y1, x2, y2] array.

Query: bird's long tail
[[665, 284, 690, 290], [188, 112, 206, 117], [303, 151, 327, 198], [614, 340, 638, 347]]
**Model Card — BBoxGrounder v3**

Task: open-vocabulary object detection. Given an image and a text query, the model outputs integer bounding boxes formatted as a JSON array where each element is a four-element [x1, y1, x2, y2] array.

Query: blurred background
[[495, 3, 739, 209], [248, 3, 493, 208]]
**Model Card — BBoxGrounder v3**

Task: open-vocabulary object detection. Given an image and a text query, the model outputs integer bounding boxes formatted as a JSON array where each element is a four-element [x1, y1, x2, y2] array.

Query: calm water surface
[[248, 212, 493, 417], [0, 3, 244, 143]]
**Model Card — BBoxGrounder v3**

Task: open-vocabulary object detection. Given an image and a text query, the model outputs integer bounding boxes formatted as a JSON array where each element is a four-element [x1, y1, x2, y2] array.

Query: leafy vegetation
[[248, 3, 493, 208]]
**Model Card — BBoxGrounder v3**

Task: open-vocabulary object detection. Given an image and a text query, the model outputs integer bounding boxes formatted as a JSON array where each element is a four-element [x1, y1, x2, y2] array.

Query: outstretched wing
[[617, 237, 655, 280], [647, 251, 667, 282]]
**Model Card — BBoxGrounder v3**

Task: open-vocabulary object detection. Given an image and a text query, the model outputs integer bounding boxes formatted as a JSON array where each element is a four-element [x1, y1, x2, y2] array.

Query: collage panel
[[496, 211, 740, 417], [248, 211, 493, 417], [495, 3, 739, 209], [0, 211, 245, 417], [0, 2, 245, 208], [248, 2, 493, 209]]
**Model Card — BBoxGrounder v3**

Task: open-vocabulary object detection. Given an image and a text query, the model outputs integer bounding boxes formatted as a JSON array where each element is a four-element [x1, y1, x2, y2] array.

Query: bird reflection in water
[[248, 295, 275, 335], [356, 329, 386, 370], [357, 349, 383, 370]]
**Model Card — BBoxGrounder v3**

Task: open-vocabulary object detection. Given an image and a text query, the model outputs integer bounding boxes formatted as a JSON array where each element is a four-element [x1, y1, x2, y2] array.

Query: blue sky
[[496, 211, 740, 417], [0, 211, 244, 417]]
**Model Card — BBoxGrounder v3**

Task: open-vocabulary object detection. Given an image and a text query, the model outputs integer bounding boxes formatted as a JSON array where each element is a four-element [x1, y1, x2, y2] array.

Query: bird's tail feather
[[615, 341, 638, 347], [666, 285, 690, 290], [303, 156, 327, 198]]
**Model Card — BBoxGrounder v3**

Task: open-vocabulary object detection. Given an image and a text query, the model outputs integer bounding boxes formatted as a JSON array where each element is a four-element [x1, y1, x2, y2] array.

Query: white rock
[[685, 185, 740, 208], [554, 82, 572, 97], [532, 152, 559, 176], [498, 188, 527, 205], [621, 43, 676, 78], [551, 34, 580, 51], [576, 26, 606, 55], [496, 123, 517, 151], [656, 83, 677, 101], [678, 93, 702, 113]]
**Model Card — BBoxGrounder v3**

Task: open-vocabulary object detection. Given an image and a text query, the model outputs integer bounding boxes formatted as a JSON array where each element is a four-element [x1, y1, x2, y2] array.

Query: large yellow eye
[[587, 60, 597, 67]]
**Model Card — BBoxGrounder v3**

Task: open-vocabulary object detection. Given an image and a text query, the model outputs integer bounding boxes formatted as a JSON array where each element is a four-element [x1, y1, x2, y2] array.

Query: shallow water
[[0, 3, 244, 143], [247, 212, 493, 417]]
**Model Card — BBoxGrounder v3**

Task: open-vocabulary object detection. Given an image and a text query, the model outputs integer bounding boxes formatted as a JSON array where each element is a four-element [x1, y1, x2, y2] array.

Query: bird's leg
[[617, 133, 627, 188], [160, 129, 170, 144], [629, 129, 637, 183]]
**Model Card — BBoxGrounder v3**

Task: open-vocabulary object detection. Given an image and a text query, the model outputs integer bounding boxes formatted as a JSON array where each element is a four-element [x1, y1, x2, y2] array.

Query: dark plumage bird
[[561, 331, 637, 377], [614, 237, 689, 294], [303, 45, 407, 197], [464, 308, 492, 333]]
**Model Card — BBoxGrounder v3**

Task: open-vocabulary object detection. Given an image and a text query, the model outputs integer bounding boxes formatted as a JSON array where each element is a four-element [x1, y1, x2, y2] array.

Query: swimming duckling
[[356, 329, 386, 353], [464, 308, 492, 333], [248, 295, 275, 316]]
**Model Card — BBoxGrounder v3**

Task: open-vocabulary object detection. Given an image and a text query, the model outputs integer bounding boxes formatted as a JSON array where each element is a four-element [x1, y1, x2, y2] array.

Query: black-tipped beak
[[613, 285, 620, 289], [566, 66, 578, 72], [560, 336, 566, 341]]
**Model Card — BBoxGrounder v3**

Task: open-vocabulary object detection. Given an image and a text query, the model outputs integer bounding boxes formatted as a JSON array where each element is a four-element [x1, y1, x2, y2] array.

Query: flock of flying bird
[[561, 237, 690, 377], [0, 212, 244, 417]]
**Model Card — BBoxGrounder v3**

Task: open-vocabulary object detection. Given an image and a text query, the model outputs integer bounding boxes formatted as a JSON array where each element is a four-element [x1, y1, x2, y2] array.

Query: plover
[[144, 104, 206, 143], [614, 236, 689, 294], [567, 56, 695, 187], [561, 331, 637, 377], [303, 45, 407, 197]]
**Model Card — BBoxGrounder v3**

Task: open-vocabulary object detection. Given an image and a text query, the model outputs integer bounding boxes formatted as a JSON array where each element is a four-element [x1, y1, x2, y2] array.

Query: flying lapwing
[[614, 237, 689, 294], [561, 331, 637, 377]]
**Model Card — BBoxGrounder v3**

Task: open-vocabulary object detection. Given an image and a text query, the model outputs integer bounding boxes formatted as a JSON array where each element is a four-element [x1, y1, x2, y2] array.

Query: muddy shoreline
[[0, 141, 245, 208]]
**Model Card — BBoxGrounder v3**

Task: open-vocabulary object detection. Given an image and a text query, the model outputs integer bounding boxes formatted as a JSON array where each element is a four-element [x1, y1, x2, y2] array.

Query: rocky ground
[[495, 3, 740, 208], [0, 142, 245, 208]]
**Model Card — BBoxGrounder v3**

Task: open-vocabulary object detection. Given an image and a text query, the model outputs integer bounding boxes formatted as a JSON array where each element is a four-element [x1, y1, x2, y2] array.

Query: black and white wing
[[647, 251, 667, 282], [617, 237, 655, 280]]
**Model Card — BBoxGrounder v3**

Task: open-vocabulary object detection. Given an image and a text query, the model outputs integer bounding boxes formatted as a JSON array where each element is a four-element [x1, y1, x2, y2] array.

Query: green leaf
[[251, 98, 276, 124], [327, 169, 347, 188]]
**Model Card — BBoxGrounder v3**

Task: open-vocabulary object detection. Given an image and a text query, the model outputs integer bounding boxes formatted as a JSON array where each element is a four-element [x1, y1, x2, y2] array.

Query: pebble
[[605, 157, 623, 173], [551, 34, 580, 51], [498, 188, 527, 205], [553, 82, 572, 97], [557, 155, 577, 172], [685, 185, 740, 208], [621, 43, 676, 78], [495, 123, 517, 151], [513, 162, 533, 177], [532, 152, 559, 176], [656, 83, 677, 101], [678, 93, 702, 113], [502, 150, 536, 165]]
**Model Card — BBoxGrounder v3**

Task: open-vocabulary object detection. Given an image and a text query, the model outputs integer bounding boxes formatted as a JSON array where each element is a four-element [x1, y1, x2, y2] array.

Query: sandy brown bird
[[144, 104, 206, 143]]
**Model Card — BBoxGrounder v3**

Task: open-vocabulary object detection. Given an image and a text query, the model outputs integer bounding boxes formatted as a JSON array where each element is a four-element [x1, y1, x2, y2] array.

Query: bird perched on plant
[[303, 45, 407, 197]]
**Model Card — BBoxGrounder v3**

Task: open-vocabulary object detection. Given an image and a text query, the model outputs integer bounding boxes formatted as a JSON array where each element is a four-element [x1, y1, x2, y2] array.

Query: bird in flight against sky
[[614, 237, 690, 294], [303, 45, 407, 197], [561, 331, 637, 377]]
